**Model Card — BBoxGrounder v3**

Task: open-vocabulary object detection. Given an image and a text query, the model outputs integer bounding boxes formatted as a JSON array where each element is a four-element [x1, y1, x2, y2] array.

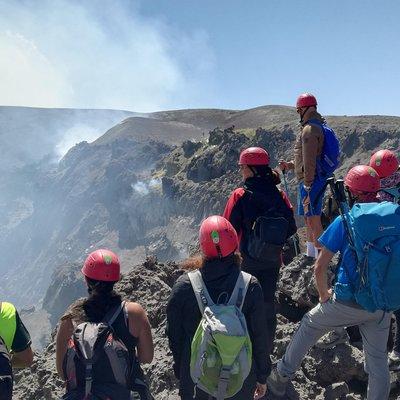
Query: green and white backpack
[[188, 270, 253, 399]]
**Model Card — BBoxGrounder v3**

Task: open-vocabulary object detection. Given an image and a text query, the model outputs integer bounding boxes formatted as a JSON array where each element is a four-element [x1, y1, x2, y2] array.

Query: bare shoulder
[[125, 301, 147, 318], [57, 317, 74, 340]]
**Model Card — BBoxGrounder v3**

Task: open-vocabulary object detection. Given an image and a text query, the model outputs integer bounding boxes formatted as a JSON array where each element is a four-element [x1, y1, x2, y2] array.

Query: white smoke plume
[[0, 0, 215, 112], [132, 178, 161, 196]]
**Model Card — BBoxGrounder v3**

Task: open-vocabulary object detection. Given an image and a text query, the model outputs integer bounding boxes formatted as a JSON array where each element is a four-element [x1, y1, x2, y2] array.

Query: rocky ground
[[13, 256, 400, 400]]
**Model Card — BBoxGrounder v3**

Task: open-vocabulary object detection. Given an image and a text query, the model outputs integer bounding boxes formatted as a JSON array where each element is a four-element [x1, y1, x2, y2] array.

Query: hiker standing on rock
[[223, 147, 297, 377], [56, 249, 154, 400], [279, 93, 340, 261], [369, 149, 400, 370], [268, 165, 399, 400], [0, 301, 34, 400], [166, 216, 268, 400]]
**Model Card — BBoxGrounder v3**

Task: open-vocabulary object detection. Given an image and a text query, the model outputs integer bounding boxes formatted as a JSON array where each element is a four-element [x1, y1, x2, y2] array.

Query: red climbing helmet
[[296, 93, 317, 108], [199, 216, 238, 259], [369, 149, 399, 178], [81, 249, 120, 282], [239, 147, 270, 166], [344, 165, 381, 194]]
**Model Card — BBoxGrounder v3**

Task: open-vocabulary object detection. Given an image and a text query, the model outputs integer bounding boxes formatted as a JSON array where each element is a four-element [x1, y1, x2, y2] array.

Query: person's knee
[[364, 355, 390, 379]]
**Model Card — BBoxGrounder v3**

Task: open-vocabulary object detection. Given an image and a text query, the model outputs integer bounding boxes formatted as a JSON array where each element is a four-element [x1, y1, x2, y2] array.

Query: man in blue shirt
[[267, 165, 392, 400]]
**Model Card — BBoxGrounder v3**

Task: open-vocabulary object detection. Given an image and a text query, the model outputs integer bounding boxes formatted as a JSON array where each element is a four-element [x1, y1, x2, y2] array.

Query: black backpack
[[245, 189, 290, 264], [62, 302, 153, 400], [0, 337, 12, 400]]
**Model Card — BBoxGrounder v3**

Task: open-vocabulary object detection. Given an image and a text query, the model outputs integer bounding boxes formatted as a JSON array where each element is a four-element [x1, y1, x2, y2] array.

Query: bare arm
[[278, 160, 295, 171], [314, 246, 335, 303], [55, 318, 74, 379], [11, 346, 33, 368], [126, 302, 154, 364]]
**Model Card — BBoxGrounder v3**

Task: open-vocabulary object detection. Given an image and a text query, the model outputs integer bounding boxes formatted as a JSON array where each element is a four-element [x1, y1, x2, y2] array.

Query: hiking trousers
[[277, 298, 391, 400]]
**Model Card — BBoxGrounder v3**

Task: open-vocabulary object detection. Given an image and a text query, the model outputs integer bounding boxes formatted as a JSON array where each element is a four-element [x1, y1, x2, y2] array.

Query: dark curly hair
[[67, 277, 122, 323]]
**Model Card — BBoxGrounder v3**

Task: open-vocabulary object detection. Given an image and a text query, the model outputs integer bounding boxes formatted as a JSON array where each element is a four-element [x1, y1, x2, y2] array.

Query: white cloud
[[0, 0, 214, 111], [0, 31, 73, 107]]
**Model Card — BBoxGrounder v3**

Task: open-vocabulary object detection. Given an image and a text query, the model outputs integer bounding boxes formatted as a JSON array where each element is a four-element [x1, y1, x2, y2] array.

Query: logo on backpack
[[345, 202, 400, 312], [307, 119, 340, 177], [188, 270, 252, 400]]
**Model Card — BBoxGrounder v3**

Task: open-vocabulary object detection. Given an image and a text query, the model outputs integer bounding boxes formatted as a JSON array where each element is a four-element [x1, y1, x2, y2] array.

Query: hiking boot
[[291, 255, 314, 272], [267, 367, 289, 397], [389, 350, 400, 371], [315, 329, 349, 349]]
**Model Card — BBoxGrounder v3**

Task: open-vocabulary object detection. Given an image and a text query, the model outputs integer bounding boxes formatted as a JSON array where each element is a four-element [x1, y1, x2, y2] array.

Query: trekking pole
[[282, 169, 290, 196], [327, 177, 355, 248], [282, 169, 300, 256]]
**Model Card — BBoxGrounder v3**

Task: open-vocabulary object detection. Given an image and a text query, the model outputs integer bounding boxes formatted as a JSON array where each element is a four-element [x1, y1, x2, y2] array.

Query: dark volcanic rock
[[278, 254, 337, 309], [42, 262, 87, 327], [14, 256, 400, 400]]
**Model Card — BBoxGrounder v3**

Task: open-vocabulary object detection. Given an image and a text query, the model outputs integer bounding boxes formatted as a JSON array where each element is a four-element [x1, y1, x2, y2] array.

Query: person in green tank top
[[0, 301, 33, 368]]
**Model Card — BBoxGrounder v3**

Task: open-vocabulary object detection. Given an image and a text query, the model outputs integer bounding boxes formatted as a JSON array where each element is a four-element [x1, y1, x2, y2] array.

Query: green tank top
[[0, 302, 17, 350]]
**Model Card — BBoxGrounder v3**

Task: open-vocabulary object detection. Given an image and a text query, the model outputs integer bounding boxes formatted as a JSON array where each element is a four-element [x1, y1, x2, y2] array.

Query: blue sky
[[1, 0, 400, 116]]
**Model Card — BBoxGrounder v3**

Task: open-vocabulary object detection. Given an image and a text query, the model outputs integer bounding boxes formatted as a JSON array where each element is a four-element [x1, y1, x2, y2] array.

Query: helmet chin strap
[[299, 106, 311, 123]]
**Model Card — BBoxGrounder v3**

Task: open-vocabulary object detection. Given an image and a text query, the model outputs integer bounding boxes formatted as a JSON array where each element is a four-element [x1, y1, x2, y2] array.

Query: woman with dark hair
[[166, 215, 268, 400], [223, 147, 297, 381], [56, 249, 154, 399]]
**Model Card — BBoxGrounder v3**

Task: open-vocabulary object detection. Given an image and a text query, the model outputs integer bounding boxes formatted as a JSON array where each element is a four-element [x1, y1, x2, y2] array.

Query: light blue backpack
[[346, 202, 400, 312]]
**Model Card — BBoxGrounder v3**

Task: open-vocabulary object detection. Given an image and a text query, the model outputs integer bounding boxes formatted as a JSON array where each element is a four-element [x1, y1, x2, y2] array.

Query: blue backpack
[[345, 202, 400, 312], [307, 119, 340, 177]]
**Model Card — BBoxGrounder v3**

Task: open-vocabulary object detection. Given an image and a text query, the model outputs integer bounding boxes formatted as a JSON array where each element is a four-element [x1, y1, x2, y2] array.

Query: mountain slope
[[1, 105, 399, 310], [0, 106, 135, 171]]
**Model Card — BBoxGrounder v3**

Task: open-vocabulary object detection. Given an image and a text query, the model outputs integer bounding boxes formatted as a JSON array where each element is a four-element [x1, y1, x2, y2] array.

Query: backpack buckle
[[85, 363, 93, 396], [219, 366, 232, 381]]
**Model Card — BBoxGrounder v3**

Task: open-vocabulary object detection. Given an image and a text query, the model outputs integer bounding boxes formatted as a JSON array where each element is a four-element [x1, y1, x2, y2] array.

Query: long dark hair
[[249, 165, 281, 184], [68, 278, 122, 322]]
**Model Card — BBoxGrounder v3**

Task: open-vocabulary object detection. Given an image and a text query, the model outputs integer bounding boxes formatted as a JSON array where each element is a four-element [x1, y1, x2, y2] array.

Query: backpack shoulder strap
[[228, 271, 252, 310], [103, 301, 125, 326], [188, 270, 214, 314]]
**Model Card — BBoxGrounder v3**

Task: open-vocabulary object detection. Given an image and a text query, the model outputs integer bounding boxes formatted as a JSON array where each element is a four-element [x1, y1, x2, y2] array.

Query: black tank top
[[66, 299, 139, 358], [110, 303, 138, 360]]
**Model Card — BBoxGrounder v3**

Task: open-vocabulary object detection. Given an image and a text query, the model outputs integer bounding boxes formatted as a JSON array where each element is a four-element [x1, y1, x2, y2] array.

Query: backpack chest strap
[[85, 362, 93, 397], [216, 366, 232, 400]]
